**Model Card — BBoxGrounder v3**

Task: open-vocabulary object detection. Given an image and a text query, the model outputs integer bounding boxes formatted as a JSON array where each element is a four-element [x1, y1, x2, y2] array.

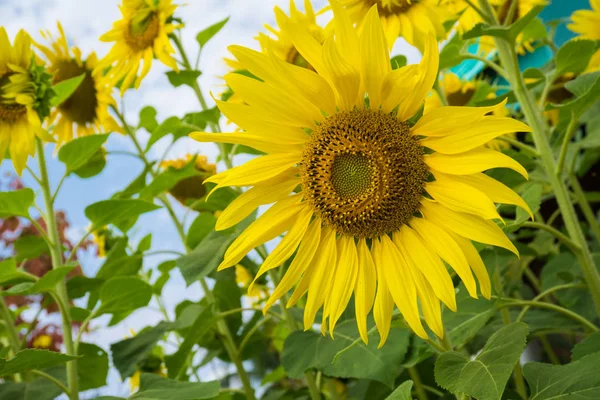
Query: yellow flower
[[425, 72, 514, 150], [236, 265, 270, 304], [568, 0, 600, 73], [32, 334, 53, 349], [340, 0, 451, 50], [192, 2, 532, 346], [0, 28, 47, 175], [160, 154, 216, 206], [98, 0, 180, 96], [35, 23, 120, 146]]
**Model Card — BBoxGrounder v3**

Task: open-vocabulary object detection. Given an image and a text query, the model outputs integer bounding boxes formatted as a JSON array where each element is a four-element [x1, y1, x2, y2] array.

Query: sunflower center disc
[[0, 73, 27, 124], [377, 0, 414, 16], [125, 12, 160, 51], [53, 60, 98, 125], [302, 108, 429, 238]]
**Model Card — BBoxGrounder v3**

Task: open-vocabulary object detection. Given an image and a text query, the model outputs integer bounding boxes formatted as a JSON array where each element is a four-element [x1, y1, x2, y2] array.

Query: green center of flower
[[125, 12, 160, 51], [53, 60, 98, 125], [302, 108, 429, 238], [0, 73, 27, 124]]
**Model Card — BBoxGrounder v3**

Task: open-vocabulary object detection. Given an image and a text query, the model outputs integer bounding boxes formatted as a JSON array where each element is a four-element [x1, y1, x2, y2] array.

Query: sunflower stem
[[498, 300, 598, 332], [408, 367, 429, 400], [515, 283, 586, 323], [460, 54, 508, 80], [556, 112, 579, 176], [0, 297, 23, 382], [35, 138, 79, 400], [476, 0, 600, 317], [570, 174, 600, 246], [31, 369, 71, 396]]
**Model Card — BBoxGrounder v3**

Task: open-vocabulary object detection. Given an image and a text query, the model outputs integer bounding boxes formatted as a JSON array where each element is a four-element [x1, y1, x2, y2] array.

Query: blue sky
[[0, 0, 421, 396]]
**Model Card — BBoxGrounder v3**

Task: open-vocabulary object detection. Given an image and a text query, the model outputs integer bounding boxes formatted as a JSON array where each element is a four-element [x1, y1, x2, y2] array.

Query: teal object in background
[[450, 0, 589, 78]]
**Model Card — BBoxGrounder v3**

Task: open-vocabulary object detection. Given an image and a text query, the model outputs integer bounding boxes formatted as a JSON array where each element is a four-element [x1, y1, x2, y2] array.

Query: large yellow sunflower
[[0, 28, 47, 175], [98, 0, 179, 96], [192, 2, 532, 346], [35, 23, 120, 145], [340, 0, 451, 50], [568, 0, 600, 73]]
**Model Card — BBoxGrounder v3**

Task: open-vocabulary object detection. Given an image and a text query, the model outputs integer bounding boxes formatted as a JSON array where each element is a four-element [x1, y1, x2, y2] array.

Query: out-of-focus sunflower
[[0, 28, 50, 175], [35, 23, 120, 145], [425, 72, 515, 151], [192, 1, 532, 346], [339, 0, 452, 50], [236, 265, 270, 305], [92, 226, 118, 258], [160, 154, 216, 206], [129, 353, 166, 393], [568, 0, 600, 73], [98, 0, 180, 96]]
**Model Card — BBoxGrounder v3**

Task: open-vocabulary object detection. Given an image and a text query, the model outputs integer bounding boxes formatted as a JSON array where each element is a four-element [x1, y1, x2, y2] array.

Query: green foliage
[[0, 258, 36, 285], [77, 343, 109, 390], [386, 380, 413, 400], [0, 189, 34, 218], [50, 73, 85, 107], [3, 266, 74, 295], [14, 236, 49, 262], [196, 17, 229, 49], [166, 70, 202, 88], [435, 323, 528, 400], [85, 199, 161, 231], [0, 349, 76, 375], [97, 277, 152, 315], [131, 373, 219, 399]]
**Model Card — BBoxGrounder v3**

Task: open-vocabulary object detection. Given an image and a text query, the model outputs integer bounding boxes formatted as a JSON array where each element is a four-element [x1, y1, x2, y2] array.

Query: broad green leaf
[[386, 380, 414, 400], [391, 55, 407, 70], [434, 322, 528, 400], [58, 134, 109, 174], [554, 39, 596, 78], [73, 147, 106, 178], [3, 266, 74, 295], [282, 321, 411, 388], [462, 23, 511, 41], [95, 237, 142, 280], [523, 352, 600, 400], [507, 6, 545, 39], [85, 199, 160, 231], [66, 276, 104, 299], [140, 159, 200, 199], [146, 116, 181, 150], [98, 276, 152, 315], [571, 331, 600, 361], [515, 183, 542, 224], [131, 373, 220, 399], [0, 189, 34, 218], [0, 258, 35, 285], [70, 307, 91, 322], [553, 71, 600, 117], [196, 17, 229, 49], [77, 343, 109, 390], [113, 166, 150, 199], [51, 73, 85, 106], [166, 70, 202, 88], [178, 230, 237, 286], [0, 349, 76, 375], [14, 236, 49, 262], [0, 375, 63, 400], [186, 213, 217, 249], [443, 285, 495, 347], [111, 322, 171, 379], [214, 278, 242, 335], [182, 107, 220, 129], [139, 106, 158, 133]]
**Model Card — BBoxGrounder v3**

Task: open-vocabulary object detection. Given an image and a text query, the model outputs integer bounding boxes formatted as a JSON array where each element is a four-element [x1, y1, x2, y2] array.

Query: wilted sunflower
[[0, 28, 49, 175], [160, 154, 216, 206], [568, 0, 600, 73], [339, 0, 451, 50], [35, 23, 120, 145], [98, 0, 180, 96], [425, 72, 515, 151], [192, 2, 532, 346]]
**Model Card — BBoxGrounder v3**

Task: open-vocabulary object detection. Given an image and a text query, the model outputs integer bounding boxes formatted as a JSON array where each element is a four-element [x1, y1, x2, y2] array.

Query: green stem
[[0, 297, 23, 382], [477, 0, 600, 316], [556, 113, 579, 176], [518, 222, 580, 252], [570, 174, 600, 246], [461, 54, 508, 79], [496, 136, 539, 157], [35, 138, 79, 400], [499, 300, 598, 331], [408, 367, 429, 400], [516, 283, 587, 322], [31, 369, 71, 395]]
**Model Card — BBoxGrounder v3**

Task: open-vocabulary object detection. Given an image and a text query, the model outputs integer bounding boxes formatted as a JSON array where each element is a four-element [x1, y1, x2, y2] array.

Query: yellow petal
[[190, 131, 303, 154], [218, 196, 304, 270], [265, 220, 322, 313], [420, 200, 519, 256], [371, 239, 395, 347], [412, 269, 444, 338], [321, 37, 360, 110], [449, 232, 492, 299], [425, 147, 529, 179], [381, 64, 420, 114], [354, 238, 376, 344], [329, 0, 360, 69], [327, 236, 359, 336], [284, 17, 326, 75], [360, 5, 391, 109], [394, 226, 457, 310]]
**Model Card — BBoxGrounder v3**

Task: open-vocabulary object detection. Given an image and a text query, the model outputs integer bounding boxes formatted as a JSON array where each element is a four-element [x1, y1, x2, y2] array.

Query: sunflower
[[98, 0, 180, 96], [425, 72, 514, 150], [340, 0, 451, 50], [568, 0, 600, 73], [192, 2, 532, 345], [160, 154, 216, 206], [0, 28, 48, 175], [35, 23, 120, 145]]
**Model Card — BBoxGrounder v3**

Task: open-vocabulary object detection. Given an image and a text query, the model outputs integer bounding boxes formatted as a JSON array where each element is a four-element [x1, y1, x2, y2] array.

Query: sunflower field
[[1, 0, 600, 399]]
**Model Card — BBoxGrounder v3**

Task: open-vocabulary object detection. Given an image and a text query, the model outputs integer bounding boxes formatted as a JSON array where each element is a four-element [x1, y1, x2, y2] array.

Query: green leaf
[[553, 71, 600, 117], [182, 107, 220, 129], [0, 258, 35, 285], [0, 349, 76, 375], [166, 70, 202, 88], [111, 322, 171, 379], [50, 73, 85, 106], [386, 380, 414, 400], [70, 307, 91, 322], [507, 5, 545, 40], [77, 343, 109, 390], [0, 375, 63, 400], [131, 373, 220, 399], [579, 115, 600, 148], [73, 147, 107, 178], [0, 189, 34, 218], [96, 238, 142, 279], [178, 230, 237, 286], [462, 23, 511, 41], [554, 39, 596, 78], [85, 199, 161, 231], [443, 285, 495, 347], [67, 276, 104, 299], [137, 234, 152, 253], [515, 183, 542, 224], [14, 236, 49, 262], [391, 55, 407, 70], [186, 213, 217, 249], [196, 17, 229, 49], [434, 322, 528, 400], [58, 134, 109, 174], [3, 266, 74, 296], [140, 159, 200, 199], [139, 106, 158, 132], [98, 277, 152, 315], [571, 331, 600, 361], [146, 116, 181, 150], [282, 321, 411, 388], [523, 352, 600, 400]]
